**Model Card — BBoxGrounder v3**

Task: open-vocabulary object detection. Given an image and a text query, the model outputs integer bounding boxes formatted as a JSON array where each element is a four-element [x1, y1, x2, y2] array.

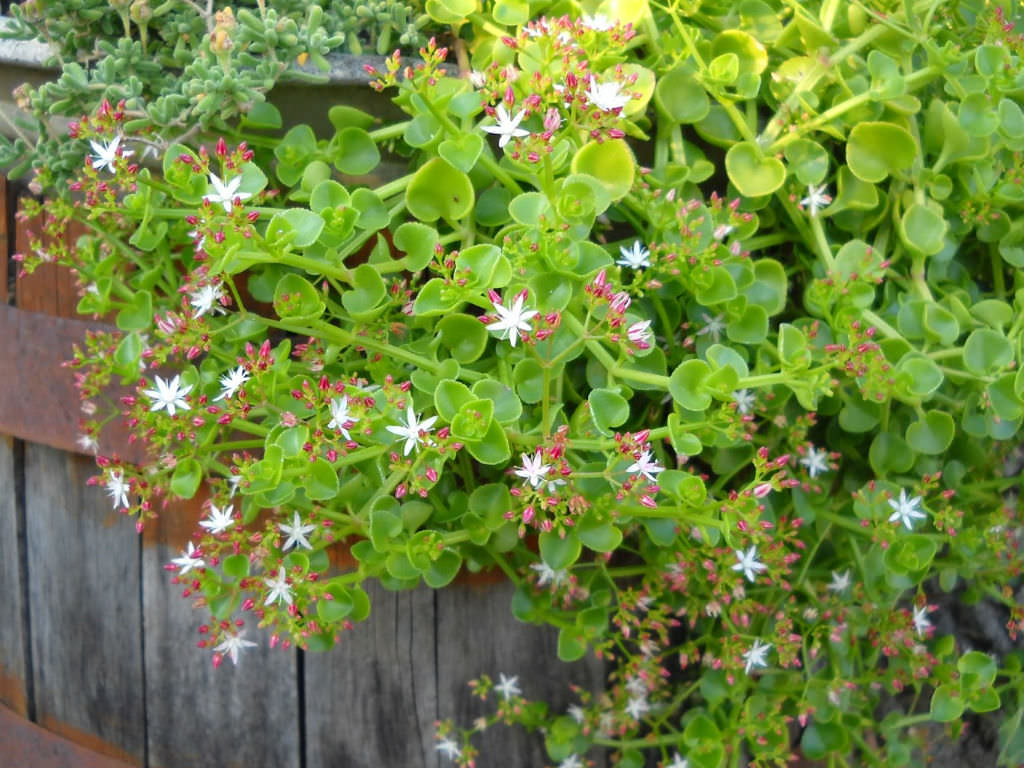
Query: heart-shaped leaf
[[438, 133, 484, 173], [725, 142, 786, 196], [846, 122, 916, 182], [406, 157, 475, 222]]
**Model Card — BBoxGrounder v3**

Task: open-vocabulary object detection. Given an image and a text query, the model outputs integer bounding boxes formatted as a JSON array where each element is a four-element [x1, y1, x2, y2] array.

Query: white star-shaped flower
[[697, 312, 726, 343], [800, 445, 830, 478], [911, 605, 932, 638], [142, 374, 192, 417], [627, 320, 653, 345], [327, 397, 358, 440], [530, 561, 568, 587], [214, 366, 250, 402], [481, 104, 531, 149], [226, 474, 243, 497], [189, 283, 226, 318], [742, 638, 772, 674], [203, 171, 252, 213], [486, 293, 539, 347], [627, 449, 664, 483], [386, 406, 439, 456], [495, 673, 522, 700], [732, 389, 755, 415], [559, 755, 583, 768], [617, 241, 651, 269], [435, 738, 461, 760], [199, 503, 234, 534], [827, 569, 851, 593], [625, 696, 650, 720], [213, 631, 257, 665], [89, 135, 132, 174], [264, 567, 293, 607], [278, 511, 315, 551], [666, 753, 689, 768], [514, 451, 551, 489], [800, 184, 832, 217], [77, 433, 99, 454], [586, 79, 631, 111], [567, 704, 586, 723], [581, 13, 615, 30], [732, 546, 767, 583], [171, 541, 205, 574], [106, 469, 131, 509], [887, 489, 926, 530]]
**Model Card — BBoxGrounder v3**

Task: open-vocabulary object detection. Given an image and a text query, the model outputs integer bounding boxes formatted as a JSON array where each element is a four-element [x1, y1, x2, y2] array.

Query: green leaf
[[959, 93, 1000, 138], [576, 517, 623, 553], [472, 380, 523, 424], [170, 458, 203, 499], [899, 203, 947, 256], [438, 133, 484, 173], [846, 122, 916, 182], [307, 458, 339, 500], [222, 554, 249, 580], [464, 418, 511, 465], [588, 388, 630, 435], [669, 359, 712, 411], [784, 138, 829, 185], [654, 66, 709, 123], [958, 651, 997, 691], [393, 222, 438, 271], [406, 158, 475, 222], [514, 359, 545, 404], [351, 188, 389, 231], [341, 263, 387, 318], [725, 142, 786, 196], [905, 410, 955, 454], [450, 399, 494, 442], [413, 278, 462, 316], [116, 289, 152, 331], [424, 550, 462, 588], [434, 379, 475, 421], [963, 329, 1013, 375], [539, 530, 582, 569], [271, 209, 325, 248], [930, 685, 965, 722], [557, 627, 588, 661], [570, 140, 636, 201], [273, 273, 325, 321], [438, 314, 489, 363], [330, 126, 380, 175], [898, 356, 944, 398], [317, 584, 355, 623], [425, 0, 475, 24]]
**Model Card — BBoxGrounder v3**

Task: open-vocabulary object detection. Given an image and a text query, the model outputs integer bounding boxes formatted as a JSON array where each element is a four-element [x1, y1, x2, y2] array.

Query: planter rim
[[0, 16, 409, 85]]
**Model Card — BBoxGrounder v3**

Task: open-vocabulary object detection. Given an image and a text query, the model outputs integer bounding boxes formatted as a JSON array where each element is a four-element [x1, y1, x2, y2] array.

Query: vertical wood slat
[[25, 443, 145, 765], [141, 496, 301, 768], [1, 175, 8, 304], [436, 583, 607, 767], [304, 582, 437, 768], [0, 435, 28, 716], [13, 197, 86, 315]]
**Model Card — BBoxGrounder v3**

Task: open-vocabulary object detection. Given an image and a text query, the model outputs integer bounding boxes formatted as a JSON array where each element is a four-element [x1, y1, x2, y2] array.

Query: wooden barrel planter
[[0, 40, 605, 766]]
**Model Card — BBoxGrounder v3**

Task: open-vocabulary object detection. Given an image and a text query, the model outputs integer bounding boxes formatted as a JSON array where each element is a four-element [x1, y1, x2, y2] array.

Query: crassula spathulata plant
[[11, 0, 1024, 765]]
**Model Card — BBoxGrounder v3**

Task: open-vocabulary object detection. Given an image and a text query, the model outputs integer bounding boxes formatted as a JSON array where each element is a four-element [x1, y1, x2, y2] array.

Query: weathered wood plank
[[14, 204, 57, 315], [0, 306, 142, 459], [141, 495, 301, 768], [25, 443, 144, 765], [304, 581, 437, 768], [436, 581, 606, 767], [1, 176, 9, 304], [0, 704, 138, 768], [0, 435, 28, 716]]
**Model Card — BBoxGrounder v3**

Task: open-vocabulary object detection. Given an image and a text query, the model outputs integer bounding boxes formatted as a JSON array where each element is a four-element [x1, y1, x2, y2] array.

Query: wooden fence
[[0, 178, 603, 767]]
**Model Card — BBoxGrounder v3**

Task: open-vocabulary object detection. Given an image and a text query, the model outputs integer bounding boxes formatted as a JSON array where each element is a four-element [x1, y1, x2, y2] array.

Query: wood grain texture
[[436, 582, 606, 768], [304, 581, 437, 768], [1, 176, 8, 304], [1, 704, 138, 768], [0, 435, 28, 716], [0, 306, 143, 459], [141, 497, 301, 768], [25, 443, 145, 764]]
